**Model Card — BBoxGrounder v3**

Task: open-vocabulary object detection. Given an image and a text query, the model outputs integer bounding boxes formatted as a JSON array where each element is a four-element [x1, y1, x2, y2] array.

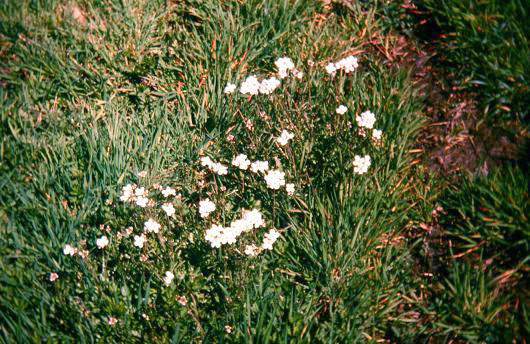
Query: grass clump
[[434, 165, 529, 340], [415, 0, 529, 124], [1, 0, 526, 342], [0, 0, 431, 342]]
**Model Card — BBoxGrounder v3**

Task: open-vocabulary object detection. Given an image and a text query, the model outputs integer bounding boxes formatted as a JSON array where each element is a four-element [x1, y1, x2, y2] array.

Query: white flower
[[163, 271, 174, 286], [262, 229, 280, 250], [259, 77, 281, 94], [204, 224, 224, 248], [285, 183, 295, 195], [372, 129, 382, 141], [229, 219, 248, 237], [242, 209, 265, 229], [135, 187, 147, 197], [135, 196, 149, 208], [201, 156, 228, 175], [108, 316, 118, 326], [119, 183, 136, 202], [335, 55, 359, 73], [134, 234, 147, 248], [275, 57, 295, 71], [336, 105, 348, 115], [63, 244, 76, 256], [96, 235, 109, 249], [161, 203, 176, 217], [353, 155, 371, 174], [161, 186, 176, 198], [244, 244, 261, 257], [240, 75, 260, 95], [49, 272, 59, 282], [144, 218, 161, 233], [356, 110, 376, 129], [137, 170, 147, 178], [204, 208, 266, 248], [325, 62, 337, 75], [221, 226, 239, 245], [250, 160, 269, 173], [199, 199, 216, 218], [264, 170, 286, 190], [275, 57, 295, 78], [224, 83, 236, 94], [276, 130, 294, 146], [212, 162, 228, 175], [200, 156, 214, 168], [231, 154, 251, 170], [224, 325, 233, 334]]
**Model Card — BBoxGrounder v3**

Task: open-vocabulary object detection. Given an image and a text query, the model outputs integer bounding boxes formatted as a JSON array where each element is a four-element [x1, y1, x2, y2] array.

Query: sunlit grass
[[0, 0, 527, 342]]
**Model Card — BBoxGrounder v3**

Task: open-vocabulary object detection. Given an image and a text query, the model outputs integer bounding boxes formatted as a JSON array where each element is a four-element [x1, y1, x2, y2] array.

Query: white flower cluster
[[264, 169, 286, 190], [353, 155, 371, 175], [161, 186, 176, 197], [259, 77, 281, 95], [239, 75, 260, 95], [200, 156, 228, 175], [372, 129, 382, 141], [275, 57, 295, 79], [63, 243, 90, 258], [120, 183, 152, 208], [225, 57, 304, 96], [204, 209, 265, 248], [63, 244, 76, 256], [232, 154, 251, 170], [356, 110, 376, 129], [239, 75, 281, 95], [276, 129, 294, 146], [224, 83, 236, 94], [336, 105, 348, 115], [335, 56, 359, 73], [144, 218, 161, 233], [244, 244, 261, 257], [161, 202, 175, 217], [262, 228, 280, 250], [199, 199, 216, 218], [285, 183, 295, 196], [250, 160, 269, 173], [96, 235, 109, 249], [134, 233, 147, 248], [325, 55, 359, 76], [243, 228, 281, 256]]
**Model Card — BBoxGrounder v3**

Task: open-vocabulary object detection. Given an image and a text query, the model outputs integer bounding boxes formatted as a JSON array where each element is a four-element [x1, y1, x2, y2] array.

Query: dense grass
[[431, 165, 529, 341], [415, 0, 529, 124], [0, 0, 428, 342], [0, 0, 527, 343], [404, 0, 530, 341]]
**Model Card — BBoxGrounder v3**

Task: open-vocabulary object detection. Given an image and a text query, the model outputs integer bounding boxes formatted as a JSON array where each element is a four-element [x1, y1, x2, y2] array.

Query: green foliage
[[415, 0, 529, 123], [2, 0, 526, 342], [0, 0, 430, 342], [432, 165, 530, 340]]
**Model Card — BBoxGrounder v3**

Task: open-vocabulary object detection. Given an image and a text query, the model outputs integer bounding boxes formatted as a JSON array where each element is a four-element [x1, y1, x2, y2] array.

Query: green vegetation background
[[0, 0, 527, 342]]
